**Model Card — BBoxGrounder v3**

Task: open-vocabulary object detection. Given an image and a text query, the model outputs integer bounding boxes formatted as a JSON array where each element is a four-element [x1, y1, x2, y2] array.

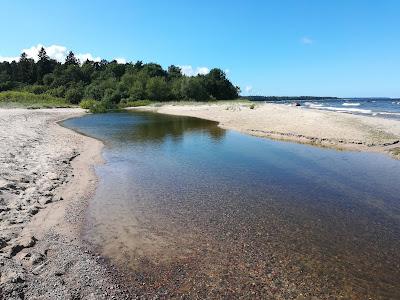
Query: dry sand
[[135, 102, 400, 158], [0, 109, 133, 299]]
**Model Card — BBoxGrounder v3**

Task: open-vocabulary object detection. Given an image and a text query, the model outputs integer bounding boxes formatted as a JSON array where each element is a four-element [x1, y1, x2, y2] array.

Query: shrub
[[46, 86, 66, 98], [79, 98, 110, 113], [89, 101, 108, 113], [24, 85, 47, 94], [65, 87, 84, 104], [79, 98, 97, 109], [118, 99, 152, 108], [250, 103, 255, 109]]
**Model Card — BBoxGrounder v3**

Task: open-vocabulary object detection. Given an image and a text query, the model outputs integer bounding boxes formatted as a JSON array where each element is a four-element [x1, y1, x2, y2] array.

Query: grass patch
[[0, 91, 71, 108], [118, 99, 152, 108]]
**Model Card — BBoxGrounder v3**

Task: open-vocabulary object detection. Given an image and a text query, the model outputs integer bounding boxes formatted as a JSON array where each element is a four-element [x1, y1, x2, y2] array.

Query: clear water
[[63, 111, 400, 298]]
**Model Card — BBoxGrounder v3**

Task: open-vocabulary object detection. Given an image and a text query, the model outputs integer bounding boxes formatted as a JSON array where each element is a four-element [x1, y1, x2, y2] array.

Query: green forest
[[0, 48, 240, 110]]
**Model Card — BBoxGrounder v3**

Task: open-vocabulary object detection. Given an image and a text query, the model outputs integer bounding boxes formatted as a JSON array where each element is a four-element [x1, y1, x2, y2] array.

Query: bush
[[250, 103, 255, 109], [79, 98, 110, 113], [46, 86, 66, 98], [118, 99, 152, 108], [79, 98, 97, 109], [24, 85, 47, 94], [89, 101, 108, 113], [65, 87, 84, 104]]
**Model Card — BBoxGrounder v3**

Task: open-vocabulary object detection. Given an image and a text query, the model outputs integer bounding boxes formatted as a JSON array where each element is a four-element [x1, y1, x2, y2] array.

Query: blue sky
[[1, 0, 399, 97]]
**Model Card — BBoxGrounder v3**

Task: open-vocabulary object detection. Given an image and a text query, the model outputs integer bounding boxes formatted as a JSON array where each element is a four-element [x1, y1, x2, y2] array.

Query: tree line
[[0, 48, 240, 105]]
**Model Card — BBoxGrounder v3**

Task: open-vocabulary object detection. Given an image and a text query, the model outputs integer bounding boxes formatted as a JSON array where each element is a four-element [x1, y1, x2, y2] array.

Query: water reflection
[[65, 111, 225, 146]]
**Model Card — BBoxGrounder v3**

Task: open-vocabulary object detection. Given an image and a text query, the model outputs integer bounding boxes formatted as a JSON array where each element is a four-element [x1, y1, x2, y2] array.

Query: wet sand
[[134, 102, 400, 158]]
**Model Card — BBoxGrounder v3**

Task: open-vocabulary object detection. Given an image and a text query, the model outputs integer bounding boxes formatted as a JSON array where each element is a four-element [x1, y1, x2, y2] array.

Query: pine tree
[[65, 51, 80, 65], [36, 47, 51, 83]]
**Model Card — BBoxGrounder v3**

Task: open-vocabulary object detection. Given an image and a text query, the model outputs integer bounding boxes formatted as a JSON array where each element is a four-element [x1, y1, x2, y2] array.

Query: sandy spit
[[134, 102, 400, 158], [0, 109, 133, 299]]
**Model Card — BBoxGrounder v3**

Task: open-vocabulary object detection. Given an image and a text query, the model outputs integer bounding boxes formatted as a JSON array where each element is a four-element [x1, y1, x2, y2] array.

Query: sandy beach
[[135, 102, 400, 158], [0, 109, 133, 299], [1, 104, 400, 299]]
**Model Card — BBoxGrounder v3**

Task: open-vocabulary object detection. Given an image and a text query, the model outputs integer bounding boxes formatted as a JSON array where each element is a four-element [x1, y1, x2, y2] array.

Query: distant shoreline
[[244, 96, 400, 101], [132, 102, 400, 159]]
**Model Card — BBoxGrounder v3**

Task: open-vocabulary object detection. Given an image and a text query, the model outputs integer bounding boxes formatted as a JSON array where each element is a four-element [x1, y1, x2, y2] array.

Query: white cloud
[[76, 53, 101, 63], [301, 37, 313, 45], [114, 57, 127, 64], [245, 85, 253, 93], [179, 65, 210, 76], [196, 67, 210, 75], [0, 55, 19, 62], [0, 44, 103, 64], [19, 44, 68, 62]]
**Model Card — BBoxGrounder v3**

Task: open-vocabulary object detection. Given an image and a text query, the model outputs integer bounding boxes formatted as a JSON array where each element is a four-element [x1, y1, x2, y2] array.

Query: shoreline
[[132, 102, 400, 159], [0, 108, 133, 299]]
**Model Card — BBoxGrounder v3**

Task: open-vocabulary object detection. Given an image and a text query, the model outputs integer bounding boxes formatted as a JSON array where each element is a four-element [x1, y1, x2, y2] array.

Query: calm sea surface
[[63, 111, 400, 298]]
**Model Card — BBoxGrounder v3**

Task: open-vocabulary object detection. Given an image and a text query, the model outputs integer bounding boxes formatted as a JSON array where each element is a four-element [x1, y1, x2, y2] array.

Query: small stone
[[9, 235, 37, 256], [54, 270, 64, 276], [0, 205, 10, 213], [28, 206, 39, 215], [38, 197, 52, 205], [1, 271, 26, 284], [47, 172, 59, 180], [0, 237, 8, 250], [29, 252, 45, 265]]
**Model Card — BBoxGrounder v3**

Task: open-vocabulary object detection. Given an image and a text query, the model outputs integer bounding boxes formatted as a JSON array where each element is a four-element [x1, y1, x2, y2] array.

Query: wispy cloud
[[245, 85, 253, 93], [0, 44, 125, 64], [179, 65, 210, 76], [300, 37, 314, 45]]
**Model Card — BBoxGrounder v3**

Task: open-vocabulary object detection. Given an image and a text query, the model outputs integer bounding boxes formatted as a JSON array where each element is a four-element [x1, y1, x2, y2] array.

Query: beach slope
[[135, 103, 400, 157], [0, 109, 130, 299]]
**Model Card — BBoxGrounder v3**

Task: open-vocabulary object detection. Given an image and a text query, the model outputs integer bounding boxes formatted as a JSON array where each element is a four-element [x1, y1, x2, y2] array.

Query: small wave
[[304, 102, 324, 107], [312, 106, 372, 114], [342, 103, 360, 106], [377, 112, 400, 116]]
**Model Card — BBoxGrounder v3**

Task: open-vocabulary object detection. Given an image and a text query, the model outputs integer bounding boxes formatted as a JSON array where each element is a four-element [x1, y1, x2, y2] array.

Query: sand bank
[[0, 109, 131, 299], [134, 102, 400, 158]]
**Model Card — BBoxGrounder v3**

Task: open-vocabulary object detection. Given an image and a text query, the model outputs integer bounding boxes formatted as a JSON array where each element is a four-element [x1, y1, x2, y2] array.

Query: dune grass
[[146, 99, 252, 107], [0, 91, 72, 108]]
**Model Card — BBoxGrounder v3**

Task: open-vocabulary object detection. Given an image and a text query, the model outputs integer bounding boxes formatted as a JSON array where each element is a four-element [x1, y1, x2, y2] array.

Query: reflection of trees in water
[[113, 112, 226, 144]]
